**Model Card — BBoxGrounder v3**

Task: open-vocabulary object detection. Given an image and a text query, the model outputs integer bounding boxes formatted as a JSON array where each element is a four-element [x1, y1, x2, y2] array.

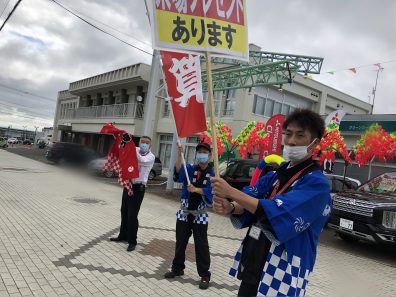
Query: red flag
[[259, 114, 285, 159], [349, 68, 357, 73], [161, 50, 206, 138], [100, 123, 139, 196]]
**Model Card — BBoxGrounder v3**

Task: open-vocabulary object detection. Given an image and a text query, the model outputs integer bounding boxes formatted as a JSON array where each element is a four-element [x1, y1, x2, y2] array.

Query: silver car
[[88, 157, 162, 180]]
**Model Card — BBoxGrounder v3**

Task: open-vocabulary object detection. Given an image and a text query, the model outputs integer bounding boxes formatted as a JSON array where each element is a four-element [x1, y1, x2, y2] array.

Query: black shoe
[[109, 237, 125, 242], [127, 243, 136, 251], [164, 270, 184, 279], [199, 277, 210, 290]]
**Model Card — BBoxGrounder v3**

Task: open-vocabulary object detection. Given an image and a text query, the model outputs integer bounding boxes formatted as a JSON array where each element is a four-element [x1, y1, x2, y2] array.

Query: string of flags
[[304, 59, 396, 79]]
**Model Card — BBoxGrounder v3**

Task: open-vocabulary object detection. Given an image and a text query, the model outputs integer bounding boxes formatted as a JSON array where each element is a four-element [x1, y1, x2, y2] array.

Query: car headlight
[[382, 211, 396, 229]]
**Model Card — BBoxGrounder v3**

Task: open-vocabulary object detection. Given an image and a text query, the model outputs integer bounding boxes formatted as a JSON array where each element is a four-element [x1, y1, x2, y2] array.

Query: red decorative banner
[[259, 114, 285, 159], [161, 50, 207, 138]]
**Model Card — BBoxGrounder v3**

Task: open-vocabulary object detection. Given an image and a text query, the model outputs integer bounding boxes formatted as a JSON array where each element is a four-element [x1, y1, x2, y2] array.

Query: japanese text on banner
[[152, 0, 248, 61]]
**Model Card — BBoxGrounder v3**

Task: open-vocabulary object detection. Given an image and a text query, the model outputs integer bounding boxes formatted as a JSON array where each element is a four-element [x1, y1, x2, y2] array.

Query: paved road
[[1, 147, 395, 297], [5, 145, 396, 267]]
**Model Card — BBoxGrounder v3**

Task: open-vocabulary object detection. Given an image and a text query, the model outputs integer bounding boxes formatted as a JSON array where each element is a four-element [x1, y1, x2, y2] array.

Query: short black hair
[[283, 109, 325, 140], [140, 135, 152, 141]]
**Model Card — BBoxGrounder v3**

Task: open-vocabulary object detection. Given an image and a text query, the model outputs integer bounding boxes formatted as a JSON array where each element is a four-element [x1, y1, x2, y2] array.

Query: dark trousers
[[238, 281, 260, 296], [117, 184, 145, 245], [171, 218, 211, 278]]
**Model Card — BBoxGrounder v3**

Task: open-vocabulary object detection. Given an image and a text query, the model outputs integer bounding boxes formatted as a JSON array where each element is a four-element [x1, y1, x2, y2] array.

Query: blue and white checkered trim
[[230, 243, 310, 297], [176, 199, 209, 225]]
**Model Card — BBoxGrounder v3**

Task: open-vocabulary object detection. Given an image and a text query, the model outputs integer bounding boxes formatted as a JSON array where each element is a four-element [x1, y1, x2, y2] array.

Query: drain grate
[[71, 196, 106, 205]]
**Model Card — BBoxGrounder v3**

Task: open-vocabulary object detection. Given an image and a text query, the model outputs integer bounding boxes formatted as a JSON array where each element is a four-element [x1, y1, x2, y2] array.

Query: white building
[[53, 45, 372, 168]]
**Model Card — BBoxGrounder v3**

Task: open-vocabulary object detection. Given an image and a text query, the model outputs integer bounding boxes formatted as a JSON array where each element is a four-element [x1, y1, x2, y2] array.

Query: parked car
[[7, 137, 18, 144], [325, 174, 361, 197], [221, 159, 361, 195], [221, 159, 278, 190], [150, 157, 162, 180], [46, 142, 98, 165], [88, 156, 162, 180], [23, 139, 32, 145], [0, 137, 8, 148], [328, 172, 396, 245]]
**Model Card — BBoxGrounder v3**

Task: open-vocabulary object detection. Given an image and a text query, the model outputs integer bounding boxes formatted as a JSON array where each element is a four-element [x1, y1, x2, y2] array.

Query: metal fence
[[61, 103, 144, 119]]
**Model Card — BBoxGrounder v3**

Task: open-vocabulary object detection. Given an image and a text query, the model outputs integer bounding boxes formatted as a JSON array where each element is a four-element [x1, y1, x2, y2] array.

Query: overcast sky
[[0, 0, 395, 131]]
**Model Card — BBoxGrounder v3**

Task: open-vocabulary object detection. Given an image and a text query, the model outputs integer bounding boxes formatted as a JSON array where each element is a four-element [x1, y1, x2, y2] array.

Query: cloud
[[0, 0, 395, 131]]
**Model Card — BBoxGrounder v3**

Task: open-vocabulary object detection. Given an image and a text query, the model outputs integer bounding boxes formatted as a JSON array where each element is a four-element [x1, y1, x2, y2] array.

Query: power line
[[0, 0, 12, 19], [55, 0, 153, 49], [0, 82, 56, 103], [49, 0, 153, 56], [0, 108, 52, 120], [0, 0, 22, 32], [0, 100, 54, 115]]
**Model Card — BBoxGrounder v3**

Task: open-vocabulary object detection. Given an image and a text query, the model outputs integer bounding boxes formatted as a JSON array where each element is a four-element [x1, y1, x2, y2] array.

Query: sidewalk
[[0, 149, 395, 297]]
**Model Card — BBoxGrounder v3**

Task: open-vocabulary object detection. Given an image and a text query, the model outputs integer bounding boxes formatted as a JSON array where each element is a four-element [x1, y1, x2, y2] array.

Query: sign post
[[205, 52, 220, 176]]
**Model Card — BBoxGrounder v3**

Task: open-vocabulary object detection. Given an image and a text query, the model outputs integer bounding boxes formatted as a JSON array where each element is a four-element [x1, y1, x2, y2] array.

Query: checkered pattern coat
[[229, 169, 331, 296], [174, 164, 214, 225]]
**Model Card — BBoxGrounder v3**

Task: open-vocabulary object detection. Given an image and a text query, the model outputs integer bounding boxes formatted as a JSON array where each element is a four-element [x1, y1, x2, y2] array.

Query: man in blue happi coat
[[164, 142, 214, 290], [211, 109, 331, 296]]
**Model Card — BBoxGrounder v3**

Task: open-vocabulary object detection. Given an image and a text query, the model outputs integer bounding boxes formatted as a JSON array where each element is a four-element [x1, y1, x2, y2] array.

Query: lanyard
[[268, 163, 314, 199]]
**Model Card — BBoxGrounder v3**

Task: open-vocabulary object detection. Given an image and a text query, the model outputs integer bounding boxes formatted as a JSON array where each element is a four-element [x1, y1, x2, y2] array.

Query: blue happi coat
[[174, 164, 214, 224], [229, 169, 331, 297]]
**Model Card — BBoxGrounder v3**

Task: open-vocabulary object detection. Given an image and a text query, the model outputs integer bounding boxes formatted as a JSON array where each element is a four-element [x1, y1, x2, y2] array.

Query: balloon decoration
[[250, 154, 286, 186], [353, 124, 396, 167], [199, 121, 232, 156], [232, 121, 269, 159], [313, 120, 352, 165]]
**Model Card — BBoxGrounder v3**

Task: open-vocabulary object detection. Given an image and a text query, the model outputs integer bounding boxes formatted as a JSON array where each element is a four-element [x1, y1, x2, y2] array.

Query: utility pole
[[22, 125, 27, 140], [7, 125, 11, 138], [142, 0, 161, 138], [34, 126, 39, 143], [371, 66, 384, 114]]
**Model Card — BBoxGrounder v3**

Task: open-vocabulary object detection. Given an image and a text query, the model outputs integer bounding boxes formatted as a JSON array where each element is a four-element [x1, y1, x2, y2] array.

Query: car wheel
[[103, 170, 114, 178], [338, 232, 360, 243], [148, 170, 155, 180]]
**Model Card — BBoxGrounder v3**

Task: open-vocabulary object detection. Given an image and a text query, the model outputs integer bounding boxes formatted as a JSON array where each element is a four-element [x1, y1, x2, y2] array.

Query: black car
[[221, 159, 277, 190], [328, 172, 396, 245], [221, 159, 361, 193], [46, 142, 98, 165]]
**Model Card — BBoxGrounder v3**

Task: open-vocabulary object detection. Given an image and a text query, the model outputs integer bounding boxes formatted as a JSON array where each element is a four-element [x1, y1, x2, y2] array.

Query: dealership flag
[[260, 114, 285, 159], [161, 50, 207, 138]]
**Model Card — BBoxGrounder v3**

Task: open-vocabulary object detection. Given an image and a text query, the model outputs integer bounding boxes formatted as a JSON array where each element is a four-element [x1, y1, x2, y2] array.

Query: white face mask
[[283, 139, 317, 162]]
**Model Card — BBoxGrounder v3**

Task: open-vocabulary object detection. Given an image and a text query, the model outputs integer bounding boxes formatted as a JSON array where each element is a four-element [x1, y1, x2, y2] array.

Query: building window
[[163, 101, 170, 117], [158, 134, 173, 169], [223, 95, 235, 116], [252, 95, 265, 115], [158, 134, 200, 168], [264, 99, 274, 117]]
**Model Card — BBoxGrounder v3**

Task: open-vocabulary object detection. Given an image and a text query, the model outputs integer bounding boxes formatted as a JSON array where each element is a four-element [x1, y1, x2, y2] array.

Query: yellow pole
[[205, 52, 220, 178]]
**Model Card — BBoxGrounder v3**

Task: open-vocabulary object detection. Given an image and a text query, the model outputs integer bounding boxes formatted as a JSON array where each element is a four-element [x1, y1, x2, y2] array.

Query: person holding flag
[[164, 142, 214, 290], [210, 109, 331, 296]]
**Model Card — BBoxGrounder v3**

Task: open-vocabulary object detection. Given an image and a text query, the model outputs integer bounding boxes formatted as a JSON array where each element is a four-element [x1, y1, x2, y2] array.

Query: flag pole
[[205, 51, 220, 178]]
